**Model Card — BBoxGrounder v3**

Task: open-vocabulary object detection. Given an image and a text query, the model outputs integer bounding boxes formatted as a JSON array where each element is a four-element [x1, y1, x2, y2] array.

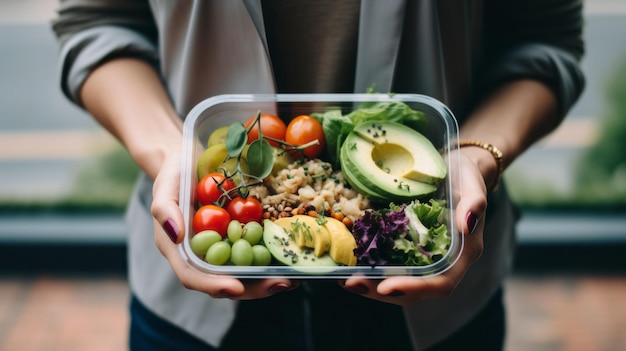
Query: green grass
[[0, 146, 139, 214], [505, 173, 626, 212]]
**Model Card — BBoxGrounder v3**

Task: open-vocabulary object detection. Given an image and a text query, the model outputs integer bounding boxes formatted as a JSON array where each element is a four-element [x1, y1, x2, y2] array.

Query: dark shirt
[[262, 0, 361, 93]]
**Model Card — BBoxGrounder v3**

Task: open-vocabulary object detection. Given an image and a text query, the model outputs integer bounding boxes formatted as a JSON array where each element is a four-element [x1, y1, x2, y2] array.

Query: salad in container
[[179, 94, 462, 278]]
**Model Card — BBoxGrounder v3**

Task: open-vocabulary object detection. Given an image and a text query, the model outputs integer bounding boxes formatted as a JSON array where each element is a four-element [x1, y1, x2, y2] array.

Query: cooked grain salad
[[249, 158, 371, 224]]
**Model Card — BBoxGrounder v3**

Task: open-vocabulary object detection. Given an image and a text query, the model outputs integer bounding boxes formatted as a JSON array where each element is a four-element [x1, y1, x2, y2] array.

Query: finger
[[342, 275, 457, 306], [151, 152, 185, 244], [456, 155, 488, 236], [236, 279, 301, 300]]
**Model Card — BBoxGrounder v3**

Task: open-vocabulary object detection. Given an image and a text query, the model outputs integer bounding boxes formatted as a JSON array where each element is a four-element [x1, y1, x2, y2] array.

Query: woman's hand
[[150, 148, 299, 300], [340, 152, 488, 306]]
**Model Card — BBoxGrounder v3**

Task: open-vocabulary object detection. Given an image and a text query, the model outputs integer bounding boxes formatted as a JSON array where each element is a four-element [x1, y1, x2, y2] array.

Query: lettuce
[[312, 100, 427, 167], [314, 109, 354, 167], [352, 200, 450, 267], [345, 101, 427, 131], [352, 207, 408, 266]]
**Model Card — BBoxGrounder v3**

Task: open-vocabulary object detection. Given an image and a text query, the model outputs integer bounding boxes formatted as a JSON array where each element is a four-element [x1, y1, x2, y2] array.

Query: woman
[[52, 1, 585, 350]]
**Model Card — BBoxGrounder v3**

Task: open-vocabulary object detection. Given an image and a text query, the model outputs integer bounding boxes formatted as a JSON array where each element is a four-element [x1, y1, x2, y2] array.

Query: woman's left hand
[[340, 152, 488, 306]]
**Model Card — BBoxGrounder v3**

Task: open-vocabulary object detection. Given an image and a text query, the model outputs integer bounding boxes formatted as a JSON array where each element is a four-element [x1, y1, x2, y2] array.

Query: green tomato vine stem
[[218, 111, 322, 201]]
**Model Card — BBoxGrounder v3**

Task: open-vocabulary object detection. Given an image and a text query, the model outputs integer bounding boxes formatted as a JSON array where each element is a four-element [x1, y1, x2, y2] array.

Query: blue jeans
[[130, 283, 505, 351]]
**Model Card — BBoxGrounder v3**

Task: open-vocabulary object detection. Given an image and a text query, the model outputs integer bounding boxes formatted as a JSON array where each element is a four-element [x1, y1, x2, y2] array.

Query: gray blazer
[[53, 0, 584, 348]]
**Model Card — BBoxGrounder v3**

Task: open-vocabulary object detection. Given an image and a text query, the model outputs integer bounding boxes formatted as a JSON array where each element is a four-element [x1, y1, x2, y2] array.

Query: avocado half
[[340, 121, 446, 202]]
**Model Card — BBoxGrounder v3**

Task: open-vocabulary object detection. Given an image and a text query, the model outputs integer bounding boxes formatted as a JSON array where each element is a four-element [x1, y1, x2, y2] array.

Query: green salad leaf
[[346, 101, 427, 131], [390, 200, 450, 266], [312, 99, 427, 166]]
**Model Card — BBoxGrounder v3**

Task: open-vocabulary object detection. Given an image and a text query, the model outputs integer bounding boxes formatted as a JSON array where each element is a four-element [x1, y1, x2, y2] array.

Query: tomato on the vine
[[244, 113, 287, 147], [197, 173, 236, 206], [225, 197, 264, 224], [285, 115, 326, 158], [192, 205, 231, 237]]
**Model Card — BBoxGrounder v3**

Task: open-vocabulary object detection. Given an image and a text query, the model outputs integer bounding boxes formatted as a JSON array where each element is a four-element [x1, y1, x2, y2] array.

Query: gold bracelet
[[457, 140, 504, 191]]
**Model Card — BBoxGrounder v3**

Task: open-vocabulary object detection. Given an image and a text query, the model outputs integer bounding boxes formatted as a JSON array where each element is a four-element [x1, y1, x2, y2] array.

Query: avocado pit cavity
[[371, 143, 416, 180]]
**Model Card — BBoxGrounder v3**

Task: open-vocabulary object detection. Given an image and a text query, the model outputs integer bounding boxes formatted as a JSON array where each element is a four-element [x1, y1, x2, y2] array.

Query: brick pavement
[[0, 276, 129, 351], [1, 273, 625, 351], [504, 274, 626, 351]]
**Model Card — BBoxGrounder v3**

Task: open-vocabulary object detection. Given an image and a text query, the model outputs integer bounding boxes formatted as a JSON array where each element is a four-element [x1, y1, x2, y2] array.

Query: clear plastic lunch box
[[179, 94, 462, 278]]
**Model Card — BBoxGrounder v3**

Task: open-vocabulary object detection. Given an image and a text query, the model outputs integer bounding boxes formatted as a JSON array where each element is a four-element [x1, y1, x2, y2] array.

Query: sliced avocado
[[274, 215, 331, 258], [323, 217, 358, 266], [339, 143, 392, 203], [262, 220, 338, 268], [340, 121, 445, 202]]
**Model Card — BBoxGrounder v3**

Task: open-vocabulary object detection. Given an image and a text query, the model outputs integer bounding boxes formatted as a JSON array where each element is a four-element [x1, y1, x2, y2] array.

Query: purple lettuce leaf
[[352, 207, 409, 266]]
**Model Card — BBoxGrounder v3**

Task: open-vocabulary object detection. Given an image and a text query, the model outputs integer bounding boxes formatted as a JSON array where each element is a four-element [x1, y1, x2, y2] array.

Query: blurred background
[[1, 0, 625, 350]]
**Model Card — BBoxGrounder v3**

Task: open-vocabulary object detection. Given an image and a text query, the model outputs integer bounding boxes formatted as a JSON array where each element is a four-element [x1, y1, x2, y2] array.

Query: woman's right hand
[[150, 148, 299, 300]]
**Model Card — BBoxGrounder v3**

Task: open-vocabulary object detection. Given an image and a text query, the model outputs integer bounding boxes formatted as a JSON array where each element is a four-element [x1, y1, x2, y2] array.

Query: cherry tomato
[[192, 205, 231, 237], [285, 115, 326, 158], [244, 113, 287, 147], [225, 197, 264, 224], [197, 173, 236, 206]]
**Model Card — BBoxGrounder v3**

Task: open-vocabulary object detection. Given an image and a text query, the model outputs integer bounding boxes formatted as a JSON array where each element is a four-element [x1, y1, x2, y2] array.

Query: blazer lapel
[[242, 0, 274, 70], [354, 0, 406, 93]]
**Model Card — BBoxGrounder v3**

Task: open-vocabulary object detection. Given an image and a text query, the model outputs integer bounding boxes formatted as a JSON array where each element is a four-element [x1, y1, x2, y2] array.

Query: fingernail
[[219, 289, 237, 298], [387, 290, 405, 297], [465, 211, 478, 235], [269, 283, 291, 294], [344, 284, 369, 295], [163, 219, 179, 243]]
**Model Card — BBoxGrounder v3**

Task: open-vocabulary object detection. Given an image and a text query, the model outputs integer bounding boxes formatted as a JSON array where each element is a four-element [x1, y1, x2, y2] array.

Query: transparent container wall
[[180, 94, 462, 278]]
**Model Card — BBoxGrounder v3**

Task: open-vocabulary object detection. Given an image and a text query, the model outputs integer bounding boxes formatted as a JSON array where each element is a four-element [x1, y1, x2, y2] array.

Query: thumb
[[151, 151, 185, 244], [455, 154, 488, 236]]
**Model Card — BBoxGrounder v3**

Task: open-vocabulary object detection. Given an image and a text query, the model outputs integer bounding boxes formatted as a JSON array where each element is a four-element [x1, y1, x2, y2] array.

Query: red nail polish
[[465, 212, 478, 235], [163, 219, 179, 243], [269, 283, 290, 294]]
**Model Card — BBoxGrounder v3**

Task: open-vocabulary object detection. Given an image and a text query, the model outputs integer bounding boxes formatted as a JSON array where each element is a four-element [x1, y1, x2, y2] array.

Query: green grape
[[227, 220, 243, 242], [230, 239, 253, 266], [242, 221, 263, 245], [190, 230, 222, 256], [205, 241, 231, 265], [251, 245, 272, 266]]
